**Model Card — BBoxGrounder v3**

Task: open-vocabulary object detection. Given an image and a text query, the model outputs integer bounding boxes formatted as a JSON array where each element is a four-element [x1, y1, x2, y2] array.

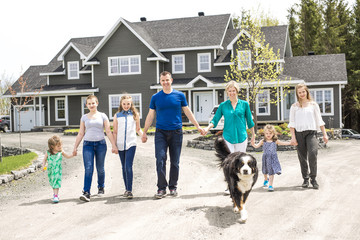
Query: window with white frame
[[81, 97, 90, 115], [172, 54, 185, 74], [67, 61, 79, 79], [108, 94, 142, 119], [108, 55, 141, 75], [55, 98, 66, 121], [310, 89, 333, 115], [256, 90, 270, 115], [238, 50, 251, 70], [198, 53, 211, 72]]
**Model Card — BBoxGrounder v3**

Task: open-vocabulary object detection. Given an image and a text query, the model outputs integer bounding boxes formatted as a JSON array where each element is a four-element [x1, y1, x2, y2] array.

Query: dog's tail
[[214, 137, 230, 166]]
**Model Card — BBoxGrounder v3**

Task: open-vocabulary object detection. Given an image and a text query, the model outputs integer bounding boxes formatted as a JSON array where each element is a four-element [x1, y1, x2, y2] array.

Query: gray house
[[3, 13, 347, 131]]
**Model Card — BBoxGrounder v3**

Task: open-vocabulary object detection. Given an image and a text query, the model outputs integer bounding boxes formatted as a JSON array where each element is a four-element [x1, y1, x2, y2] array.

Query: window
[[67, 61, 79, 79], [238, 50, 251, 70], [81, 97, 90, 115], [172, 54, 185, 74], [108, 94, 142, 119], [310, 89, 333, 115], [256, 90, 270, 115], [198, 53, 211, 72], [108, 55, 141, 75], [55, 98, 66, 121]]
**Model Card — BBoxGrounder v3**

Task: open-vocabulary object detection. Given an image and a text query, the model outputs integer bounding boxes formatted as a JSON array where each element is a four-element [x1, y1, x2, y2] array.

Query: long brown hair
[[117, 94, 139, 120], [295, 83, 312, 107], [48, 135, 62, 155]]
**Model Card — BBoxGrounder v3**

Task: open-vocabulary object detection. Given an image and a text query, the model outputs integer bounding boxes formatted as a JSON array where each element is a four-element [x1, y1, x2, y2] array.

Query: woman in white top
[[289, 83, 328, 189], [73, 95, 118, 202], [113, 95, 143, 199]]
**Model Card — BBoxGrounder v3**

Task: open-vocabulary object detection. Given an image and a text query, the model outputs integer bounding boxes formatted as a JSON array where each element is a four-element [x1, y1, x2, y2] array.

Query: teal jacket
[[211, 99, 254, 144]]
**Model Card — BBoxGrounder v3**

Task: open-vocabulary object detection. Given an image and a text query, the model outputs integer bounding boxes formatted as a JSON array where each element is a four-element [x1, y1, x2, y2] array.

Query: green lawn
[[0, 152, 38, 175]]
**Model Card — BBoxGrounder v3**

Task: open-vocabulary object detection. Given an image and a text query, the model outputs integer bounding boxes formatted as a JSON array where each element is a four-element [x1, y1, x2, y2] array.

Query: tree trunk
[[252, 101, 258, 134], [19, 110, 23, 155]]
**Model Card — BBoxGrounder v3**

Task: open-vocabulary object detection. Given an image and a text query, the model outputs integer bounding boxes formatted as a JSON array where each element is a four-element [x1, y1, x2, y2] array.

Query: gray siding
[[92, 24, 157, 123], [48, 48, 92, 85]]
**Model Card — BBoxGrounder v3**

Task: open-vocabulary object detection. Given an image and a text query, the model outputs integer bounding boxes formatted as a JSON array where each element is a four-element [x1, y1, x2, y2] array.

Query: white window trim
[[108, 55, 141, 76], [67, 61, 79, 79], [172, 54, 185, 74], [55, 97, 66, 121], [310, 88, 334, 116], [238, 50, 252, 70], [197, 53, 211, 72], [81, 97, 89, 116], [256, 89, 271, 116], [108, 93, 143, 120]]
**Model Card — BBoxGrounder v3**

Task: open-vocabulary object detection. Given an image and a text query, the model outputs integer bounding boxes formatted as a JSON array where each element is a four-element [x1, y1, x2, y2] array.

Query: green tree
[[298, 0, 323, 55], [225, 18, 290, 130], [287, 6, 301, 56]]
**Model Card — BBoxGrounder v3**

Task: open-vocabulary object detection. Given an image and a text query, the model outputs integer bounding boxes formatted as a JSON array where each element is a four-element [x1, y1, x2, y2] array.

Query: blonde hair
[[295, 83, 312, 107], [86, 94, 98, 104], [117, 94, 139, 120], [263, 124, 278, 142], [48, 135, 62, 155], [225, 80, 240, 93]]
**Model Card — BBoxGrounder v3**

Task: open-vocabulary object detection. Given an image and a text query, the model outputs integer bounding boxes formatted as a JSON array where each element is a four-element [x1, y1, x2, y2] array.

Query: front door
[[194, 92, 213, 122], [284, 90, 296, 120]]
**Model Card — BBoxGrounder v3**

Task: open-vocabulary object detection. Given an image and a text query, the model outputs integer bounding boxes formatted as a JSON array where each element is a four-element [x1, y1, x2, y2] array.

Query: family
[[42, 71, 328, 203]]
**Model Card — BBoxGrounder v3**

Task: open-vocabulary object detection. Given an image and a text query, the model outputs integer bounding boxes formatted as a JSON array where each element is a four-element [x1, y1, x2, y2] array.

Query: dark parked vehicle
[[0, 115, 10, 132], [341, 129, 360, 139]]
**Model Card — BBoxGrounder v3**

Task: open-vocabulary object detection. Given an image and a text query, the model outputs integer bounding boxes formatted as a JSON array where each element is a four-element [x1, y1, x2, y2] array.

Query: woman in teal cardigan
[[204, 80, 256, 153]]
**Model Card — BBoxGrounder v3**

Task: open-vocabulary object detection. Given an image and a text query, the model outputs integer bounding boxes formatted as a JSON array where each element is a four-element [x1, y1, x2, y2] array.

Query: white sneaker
[[53, 195, 59, 203]]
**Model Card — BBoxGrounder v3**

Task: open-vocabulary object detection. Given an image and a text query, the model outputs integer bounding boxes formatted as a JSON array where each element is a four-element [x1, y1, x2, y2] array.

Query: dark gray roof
[[283, 54, 348, 83], [44, 36, 103, 73], [131, 14, 231, 49], [215, 25, 288, 63], [4, 65, 48, 95]]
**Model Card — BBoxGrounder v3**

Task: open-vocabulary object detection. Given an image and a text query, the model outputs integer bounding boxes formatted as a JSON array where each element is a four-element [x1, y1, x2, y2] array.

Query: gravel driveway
[[0, 132, 359, 240]]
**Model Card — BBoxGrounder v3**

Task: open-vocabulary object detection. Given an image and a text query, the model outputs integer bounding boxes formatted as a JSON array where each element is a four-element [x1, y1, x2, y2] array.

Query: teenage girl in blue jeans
[[113, 95, 143, 199], [73, 95, 118, 202]]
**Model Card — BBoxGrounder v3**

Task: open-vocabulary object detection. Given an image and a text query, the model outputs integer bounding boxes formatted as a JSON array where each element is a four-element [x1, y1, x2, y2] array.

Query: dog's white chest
[[236, 174, 254, 193]]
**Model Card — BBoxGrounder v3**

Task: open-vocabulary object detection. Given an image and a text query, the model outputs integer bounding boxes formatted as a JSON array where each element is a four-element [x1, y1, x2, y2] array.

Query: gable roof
[[283, 54, 348, 84], [85, 14, 232, 63], [215, 25, 289, 64]]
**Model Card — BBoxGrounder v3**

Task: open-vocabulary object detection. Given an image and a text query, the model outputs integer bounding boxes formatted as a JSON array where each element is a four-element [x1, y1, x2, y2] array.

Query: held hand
[[142, 133, 148, 143], [290, 138, 298, 146], [323, 135, 329, 144], [112, 145, 118, 154], [198, 127, 206, 136], [72, 149, 77, 156]]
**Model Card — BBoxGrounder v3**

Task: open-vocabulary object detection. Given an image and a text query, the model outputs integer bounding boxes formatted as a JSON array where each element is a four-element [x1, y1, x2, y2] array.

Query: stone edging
[[0, 149, 44, 185], [64, 129, 199, 136]]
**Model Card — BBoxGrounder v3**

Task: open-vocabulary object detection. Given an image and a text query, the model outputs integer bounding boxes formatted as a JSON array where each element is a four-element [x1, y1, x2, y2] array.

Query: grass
[[0, 152, 38, 175]]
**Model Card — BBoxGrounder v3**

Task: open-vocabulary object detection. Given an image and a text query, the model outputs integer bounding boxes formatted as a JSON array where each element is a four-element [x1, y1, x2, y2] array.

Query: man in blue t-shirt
[[142, 71, 204, 199]]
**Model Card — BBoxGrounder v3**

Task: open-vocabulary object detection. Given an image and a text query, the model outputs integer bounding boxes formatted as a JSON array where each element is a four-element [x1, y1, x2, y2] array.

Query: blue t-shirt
[[149, 90, 188, 130]]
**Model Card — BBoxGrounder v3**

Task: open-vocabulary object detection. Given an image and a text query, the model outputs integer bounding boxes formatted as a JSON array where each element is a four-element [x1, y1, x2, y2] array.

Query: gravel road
[[0, 132, 359, 240]]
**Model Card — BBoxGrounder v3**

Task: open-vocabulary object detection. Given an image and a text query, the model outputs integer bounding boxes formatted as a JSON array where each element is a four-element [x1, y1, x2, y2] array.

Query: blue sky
[[0, 0, 355, 84]]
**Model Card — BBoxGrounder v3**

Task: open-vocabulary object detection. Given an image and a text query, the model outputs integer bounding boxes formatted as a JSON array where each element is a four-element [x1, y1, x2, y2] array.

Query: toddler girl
[[113, 95, 143, 199], [42, 135, 73, 203], [251, 125, 291, 191]]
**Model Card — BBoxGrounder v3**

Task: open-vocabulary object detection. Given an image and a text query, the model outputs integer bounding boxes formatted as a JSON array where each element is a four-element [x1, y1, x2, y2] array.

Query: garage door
[[14, 106, 35, 131]]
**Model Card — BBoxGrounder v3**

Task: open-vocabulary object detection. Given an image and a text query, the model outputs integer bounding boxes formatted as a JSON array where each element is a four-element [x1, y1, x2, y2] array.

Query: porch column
[[39, 96, 42, 126], [280, 87, 284, 121], [47, 96, 50, 126], [212, 89, 216, 107], [187, 90, 192, 123], [65, 95, 69, 126], [33, 97, 36, 126], [339, 84, 342, 128]]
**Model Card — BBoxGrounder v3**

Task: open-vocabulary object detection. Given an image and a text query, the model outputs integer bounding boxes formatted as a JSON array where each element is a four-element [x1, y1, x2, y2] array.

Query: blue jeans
[[119, 146, 136, 192], [82, 139, 107, 193], [155, 128, 183, 191]]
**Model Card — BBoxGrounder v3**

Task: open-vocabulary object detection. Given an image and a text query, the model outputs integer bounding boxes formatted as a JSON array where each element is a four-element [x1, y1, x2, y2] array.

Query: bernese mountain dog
[[215, 137, 258, 223]]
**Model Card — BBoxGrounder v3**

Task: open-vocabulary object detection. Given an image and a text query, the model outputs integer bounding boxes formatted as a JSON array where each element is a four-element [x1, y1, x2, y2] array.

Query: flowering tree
[[225, 18, 291, 130]]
